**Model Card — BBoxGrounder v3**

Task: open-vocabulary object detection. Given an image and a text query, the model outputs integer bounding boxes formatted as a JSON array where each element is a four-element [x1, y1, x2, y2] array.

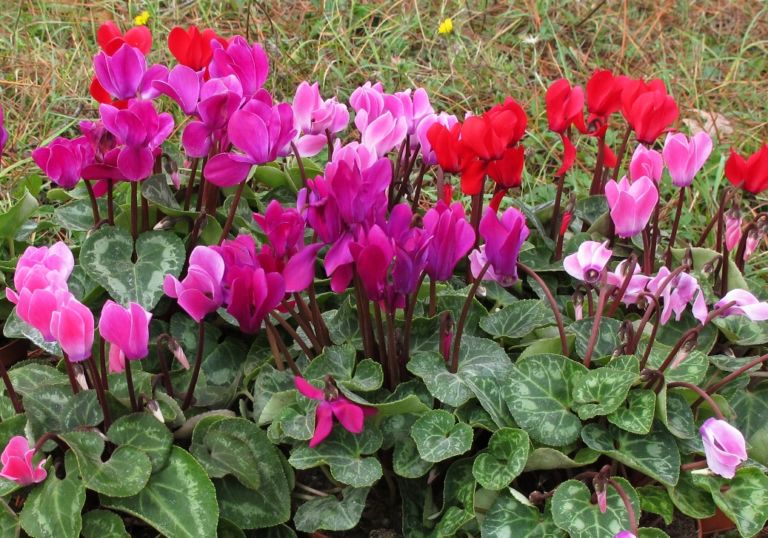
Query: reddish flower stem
[[607, 255, 638, 317], [83, 179, 101, 226], [124, 357, 137, 411], [519, 262, 569, 356], [0, 352, 22, 414], [218, 180, 247, 244], [87, 355, 110, 429], [183, 157, 199, 211], [271, 311, 316, 359], [451, 261, 490, 373], [607, 478, 638, 536], [107, 179, 115, 225], [668, 381, 724, 420], [611, 126, 632, 182], [63, 353, 80, 395], [583, 277, 612, 368], [699, 353, 768, 404], [549, 173, 566, 240], [665, 187, 686, 265], [589, 133, 605, 196], [696, 189, 732, 248], [181, 322, 205, 410]]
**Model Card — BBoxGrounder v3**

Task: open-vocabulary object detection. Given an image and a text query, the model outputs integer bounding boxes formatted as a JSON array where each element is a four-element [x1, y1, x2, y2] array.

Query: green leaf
[[216, 518, 246, 538], [518, 335, 575, 360], [8, 363, 66, 395], [302, 344, 383, 391], [691, 467, 768, 538], [482, 491, 565, 537], [410, 410, 473, 463], [407, 336, 511, 407], [141, 174, 195, 217], [730, 381, 768, 445], [24, 383, 73, 436], [568, 317, 621, 360], [436, 291, 487, 336], [107, 413, 172, 472], [573, 367, 638, 420], [81, 510, 130, 538], [327, 298, 363, 349], [3, 309, 61, 355], [214, 475, 290, 529], [20, 472, 85, 538], [0, 500, 19, 538], [54, 199, 108, 231], [656, 388, 696, 439], [524, 447, 600, 471], [505, 354, 587, 446], [638, 486, 674, 525], [551, 477, 640, 538], [472, 428, 529, 490], [80, 227, 185, 310], [434, 459, 476, 536], [0, 189, 38, 240], [671, 246, 748, 291], [479, 300, 551, 339], [289, 427, 383, 487], [62, 390, 103, 429], [713, 316, 768, 346], [293, 487, 370, 533], [383, 414, 432, 478], [581, 423, 680, 486], [59, 431, 151, 497], [608, 389, 656, 434], [666, 471, 715, 519], [101, 447, 218, 538], [645, 348, 709, 385]]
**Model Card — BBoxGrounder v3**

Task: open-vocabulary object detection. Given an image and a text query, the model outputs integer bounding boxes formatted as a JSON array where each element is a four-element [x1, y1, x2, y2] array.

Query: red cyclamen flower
[[168, 26, 227, 71], [725, 143, 768, 194]]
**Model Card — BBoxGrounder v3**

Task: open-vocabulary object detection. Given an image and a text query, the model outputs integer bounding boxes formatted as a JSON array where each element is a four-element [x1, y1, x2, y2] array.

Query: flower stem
[[665, 187, 686, 265], [451, 262, 490, 373], [589, 133, 605, 196], [141, 192, 150, 232], [668, 381, 725, 420], [0, 353, 22, 413], [386, 310, 399, 388], [195, 157, 208, 213], [409, 162, 428, 211], [518, 262, 570, 356], [218, 180, 246, 244], [63, 353, 80, 395], [428, 279, 437, 317], [124, 358, 137, 411], [270, 311, 315, 359], [305, 287, 331, 346], [549, 173, 566, 240], [696, 188, 732, 248], [183, 158, 199, 211], [99, 337, 108, 389], [607, 255, 638, 317], [154, 337, 175, 397], [181, 322, 205, 410], [291, 142, 307, 188], [402, 272, 427, 359], [607, 478, 638, 536], [583, 277, 612, 368], [373, 304, 388, 374], [83, 179, 101, 226], [130, 181, 138, 244], [87, 355, 110, 429], [700, 353, 768, 403], [719, 224, 730, 297], [611, 126, 632, 181], [265, 322, 286, 372], [107, 179, 114, 225]]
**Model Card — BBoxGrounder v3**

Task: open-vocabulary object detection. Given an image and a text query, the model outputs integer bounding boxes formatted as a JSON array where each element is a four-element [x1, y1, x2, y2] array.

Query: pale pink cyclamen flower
[[99, 301, 152, 374], [700, 418, 747, 479], [49, 294, 94, 362], [163, 246, 225, 322], [294, 377, 376, 447], [292, 81, 349, 157], [563, 241, 612, 285], [605, 176, 658, 238], [743, 229, 760, 263], [360, 111, 407, 157], [614, 532, 636, 538], [715, 289, 768, 321], [647, 267, 707, 325], [0, 436, 46, 486], [662, 131, 713, 187], [606, 260, 650, 306], [629, 144, 663, 183]]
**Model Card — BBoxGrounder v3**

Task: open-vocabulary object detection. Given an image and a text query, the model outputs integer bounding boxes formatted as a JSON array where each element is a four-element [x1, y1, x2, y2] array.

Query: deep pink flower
[[164, 246, 225, 322], [387, 88, 434, 137], [476, 207, 530, 286], [614, 532, 636, 538], [225, 266, 284, 334], [294, 376, 376, 447], [153, 65, 202, 115], [629, 144, 663, 183], [98, 301, 152, 373], [563, 241, 612, 285], [208, 36, 269, 98], [32, 136, 94, 189], [700, 418, 747, 479], [648, 267, 707, 325], [50, 294, 94, 362], [349, 225, 394, 305], [605, 176, 658, 238], [10, 242, 74, 294], [12, 287, 68, 342], [423, 201, 475, 281], [715, 289, 768, 321], [292, 81, 349, 157], [360, 111, 407, 157], [180, 75, 244, 158], [93, 44, 167, 101], [663, 132, 713, 187], [0, 436, 46, 486]]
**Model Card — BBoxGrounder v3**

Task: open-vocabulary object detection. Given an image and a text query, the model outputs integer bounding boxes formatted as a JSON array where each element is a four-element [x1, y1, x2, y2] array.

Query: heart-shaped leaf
[[581, 423, 680, 486], [81, 510, 130, 538], [656, 387, 696, 439], [80, 227, 185, 310], [692, 467, 768, 538], [552, 477, 640, 538], [410, 410, 473, 463], [645, 348, 709, 385], [434, 459, 477, 536], [107, 413, 172, 472], [573, 367, 638, 419], [302, 344, 383, 392], [214, 475, 291, 529], [506, 354, 587, 446], [382, 414, 432, 478], [638, 486, 674, 525], [293, 487, 369, 533], [730, 381, 768, 453], [713, 315, 768, 346], [524, 447, 600, 471], [20, 471, 85, 538], [101, 447, 218, 538], [479, 300, 551, 339], [472, 427, 529, 490], [568, 317, 622, 360], [608, 389, 656, 434], [482, 491, 565, 537], [666, 471, 715, 519]]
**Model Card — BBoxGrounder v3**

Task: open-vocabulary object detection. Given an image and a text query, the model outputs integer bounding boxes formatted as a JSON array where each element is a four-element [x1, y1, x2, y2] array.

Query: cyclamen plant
[[0, 19, 767, 538]]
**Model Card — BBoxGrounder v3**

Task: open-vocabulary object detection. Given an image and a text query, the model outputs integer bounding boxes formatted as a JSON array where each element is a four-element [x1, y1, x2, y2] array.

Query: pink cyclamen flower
[[98, 301, 152, 373], [350, 81, 387, 132], [744, 229, 760, 263], [563, 240, 612, 285], [0, 105, 8, 158], [181, 75, 244, 158], [0, 436, 46, 486], [32, 137, 94, 189], [208, 36, 269, 98], [10, 242, 74, 295], [614, 533, 636, 538], [476, 207, 530, 286], [152, 65, 202, 116], [662, 132, 713, 187], [292, 81, 349, 157], [12, 287, 69, 342], [606, 260, 650, 306], [700, 418, 747, 479], [715, 289, 768, 321], [50, 294, 94, 362], [93, 44, 167, 101], [294, 376, 376, 447], [629, 144, 663, 183], [164, 246, 225, 322], [360, 111, 407, 157], [648, 267, 708, 325], [605, 176, 658, 238], [725, 208, 742, 252], [423, 201, 475, 281]]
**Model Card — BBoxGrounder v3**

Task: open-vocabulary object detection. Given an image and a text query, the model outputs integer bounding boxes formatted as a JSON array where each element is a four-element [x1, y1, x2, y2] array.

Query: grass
[[0, 0, 767, 270]]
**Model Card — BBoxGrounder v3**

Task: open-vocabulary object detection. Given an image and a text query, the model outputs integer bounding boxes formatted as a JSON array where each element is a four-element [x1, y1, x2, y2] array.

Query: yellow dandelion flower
[[134, 10, 151, 26], [438, 18, 453, 35]]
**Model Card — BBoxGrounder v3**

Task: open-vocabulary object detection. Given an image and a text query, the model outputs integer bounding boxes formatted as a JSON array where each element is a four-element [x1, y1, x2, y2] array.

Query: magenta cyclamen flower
[[32, 136, 94, 189], [99, 100, 174, 180], [292, 81, 349, 157], [226, 266, 284, 334], [474, 207, 530, 286], [153, 65, 202, 115], [715, 289, 768, 321], [662, 132, 713, 187], [648, 267, 707, 325], [423, 201, 475, 281], [164, 246, 225, 322], [0, 105, 7, 158], [50, 294, 94, 362], [0, 436, 46, 486], [204, 95, 296, 187], [93, 44, 168, 101], [614, 532, 636, 538], [10, 242, 74, 293], [563, 241, 612, 285], [98, 301, 152, 374], [294, 376, 376, 447], [605, 176, 658, 238], [208, 36, 269, 98], [700, 418, 747, 479], [629, 144, 663, 183], [182, 75, 244, 158]]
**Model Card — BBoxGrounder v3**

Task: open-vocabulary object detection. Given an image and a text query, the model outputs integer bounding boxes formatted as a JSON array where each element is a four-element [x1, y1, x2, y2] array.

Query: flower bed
[[0, 19, 767, 538]]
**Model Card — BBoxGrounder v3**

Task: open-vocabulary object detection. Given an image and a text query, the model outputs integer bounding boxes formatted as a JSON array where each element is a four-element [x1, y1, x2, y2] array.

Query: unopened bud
[[154, 217, 178, 231], [146, 400, 164, 423], [724, 207, 742, 252], [744, 229, 760, 263], [73, 364, 89, 391], [573, 292, 584, 321], [168, 337, 190, 370]]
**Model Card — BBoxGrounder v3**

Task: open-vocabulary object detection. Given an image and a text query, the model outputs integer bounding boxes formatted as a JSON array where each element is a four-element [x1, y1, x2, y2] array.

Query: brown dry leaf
[[683, 108, 734, 141]]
